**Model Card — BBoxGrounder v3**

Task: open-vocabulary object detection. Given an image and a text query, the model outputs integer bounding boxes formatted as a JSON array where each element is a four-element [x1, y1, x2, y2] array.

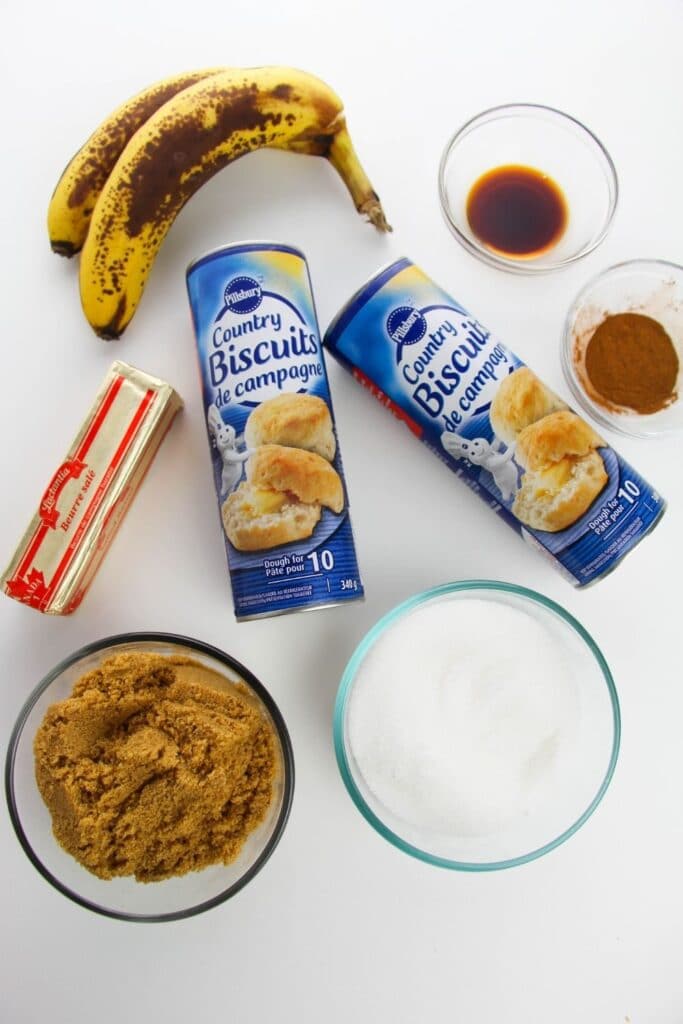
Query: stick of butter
[[2, 361, 182, 615]]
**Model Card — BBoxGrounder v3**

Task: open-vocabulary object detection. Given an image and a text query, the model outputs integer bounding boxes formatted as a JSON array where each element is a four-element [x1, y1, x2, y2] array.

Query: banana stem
[[327, 125, 391, 232]]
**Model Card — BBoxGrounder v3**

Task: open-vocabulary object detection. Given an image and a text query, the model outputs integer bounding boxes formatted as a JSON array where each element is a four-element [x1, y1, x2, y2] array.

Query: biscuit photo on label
[[222, 444, 344, 552], [512, 411, 608, 532]]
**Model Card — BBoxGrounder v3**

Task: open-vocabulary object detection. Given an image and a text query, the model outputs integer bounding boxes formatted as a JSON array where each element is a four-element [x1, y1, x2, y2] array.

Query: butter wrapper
[[2, 361, 182, 614]]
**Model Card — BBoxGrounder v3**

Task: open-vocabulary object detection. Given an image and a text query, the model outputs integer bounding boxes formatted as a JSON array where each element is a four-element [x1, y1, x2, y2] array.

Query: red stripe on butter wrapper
[[75, 374, 125, 459], [39, 388, 156, 610], [16, 376, 125, 580]]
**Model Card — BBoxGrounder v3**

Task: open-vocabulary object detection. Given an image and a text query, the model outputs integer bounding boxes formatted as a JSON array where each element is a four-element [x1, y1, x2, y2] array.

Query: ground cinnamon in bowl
[[583, 312, 679, 414], [563, 260, 683, 439]]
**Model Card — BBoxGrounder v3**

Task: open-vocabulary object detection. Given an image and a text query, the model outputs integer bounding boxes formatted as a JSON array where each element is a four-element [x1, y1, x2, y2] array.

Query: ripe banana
[[78, 66, 390, 339], [48, 68, 223, 256]]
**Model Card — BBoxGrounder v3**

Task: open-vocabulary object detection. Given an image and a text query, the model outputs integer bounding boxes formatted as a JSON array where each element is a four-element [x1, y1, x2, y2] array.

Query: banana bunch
[[48, 66, 391, 339]]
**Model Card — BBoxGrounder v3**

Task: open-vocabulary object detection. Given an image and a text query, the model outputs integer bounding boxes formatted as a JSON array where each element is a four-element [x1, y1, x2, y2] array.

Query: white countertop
[[2, 1, 681, 1021]]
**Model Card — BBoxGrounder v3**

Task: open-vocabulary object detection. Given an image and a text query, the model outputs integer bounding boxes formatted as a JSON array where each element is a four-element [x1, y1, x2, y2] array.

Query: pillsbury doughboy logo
[[224, 276, 262, 314], [386, 305, 427, 348]]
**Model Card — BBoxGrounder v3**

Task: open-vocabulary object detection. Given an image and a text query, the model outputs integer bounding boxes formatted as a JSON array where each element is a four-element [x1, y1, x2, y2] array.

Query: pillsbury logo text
[[224, 276, 262, 314], [386, 306, 427, 347]]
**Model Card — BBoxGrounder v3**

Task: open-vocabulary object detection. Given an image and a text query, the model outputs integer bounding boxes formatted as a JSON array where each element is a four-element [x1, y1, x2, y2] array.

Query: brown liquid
[[466, 165, 568, 257]]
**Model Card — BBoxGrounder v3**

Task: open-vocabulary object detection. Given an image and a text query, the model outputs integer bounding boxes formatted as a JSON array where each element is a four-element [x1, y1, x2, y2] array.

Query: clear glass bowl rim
[[333, 580, 620, 871], [5, 631, 295, 923], [561, 257, 683, 439], [437, 102, 620, 275]]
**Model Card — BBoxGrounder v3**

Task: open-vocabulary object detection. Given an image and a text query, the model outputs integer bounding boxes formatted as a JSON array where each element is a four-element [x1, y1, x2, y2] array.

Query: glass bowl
[[334, 581, 620, 871], [438, 103, 618, 274], [562, 259, 683, 438], [5, 633, 294, 922]]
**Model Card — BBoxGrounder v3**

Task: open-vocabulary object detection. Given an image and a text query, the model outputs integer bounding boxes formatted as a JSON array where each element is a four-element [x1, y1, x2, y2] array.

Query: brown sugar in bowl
[[5, 633, 294, 922]]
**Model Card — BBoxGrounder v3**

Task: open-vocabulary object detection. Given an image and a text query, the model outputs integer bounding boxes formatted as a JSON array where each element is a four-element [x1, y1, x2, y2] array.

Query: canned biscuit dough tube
[[323, 258, 666, 587], [186, 241, 363, 620], [2, 362, 182, 614]]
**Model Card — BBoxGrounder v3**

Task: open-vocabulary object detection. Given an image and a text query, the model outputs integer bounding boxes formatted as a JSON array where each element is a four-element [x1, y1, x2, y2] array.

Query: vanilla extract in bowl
[[466, 164, 568, 258]]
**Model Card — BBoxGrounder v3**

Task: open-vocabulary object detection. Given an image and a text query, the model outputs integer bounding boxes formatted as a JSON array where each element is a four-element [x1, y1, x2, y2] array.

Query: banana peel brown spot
[[306, 132, 335, 155], [313, 96, 342, 132], [68, 140, 124, 207], [66, 74, 216, 210], [125, 85, 283, 237], [272, 83, 293, 100], [96, 294, 128, 340], [51, 240, 78, 257]]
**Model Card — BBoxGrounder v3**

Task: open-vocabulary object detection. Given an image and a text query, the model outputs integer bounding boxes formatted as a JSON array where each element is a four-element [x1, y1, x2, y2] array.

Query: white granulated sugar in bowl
[[347, 597, 580, 837]]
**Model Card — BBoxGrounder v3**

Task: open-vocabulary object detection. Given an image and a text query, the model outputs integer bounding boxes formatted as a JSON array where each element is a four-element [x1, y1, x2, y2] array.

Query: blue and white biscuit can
[[187, 242, 363, 619], [324, 257, 666, 587]]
